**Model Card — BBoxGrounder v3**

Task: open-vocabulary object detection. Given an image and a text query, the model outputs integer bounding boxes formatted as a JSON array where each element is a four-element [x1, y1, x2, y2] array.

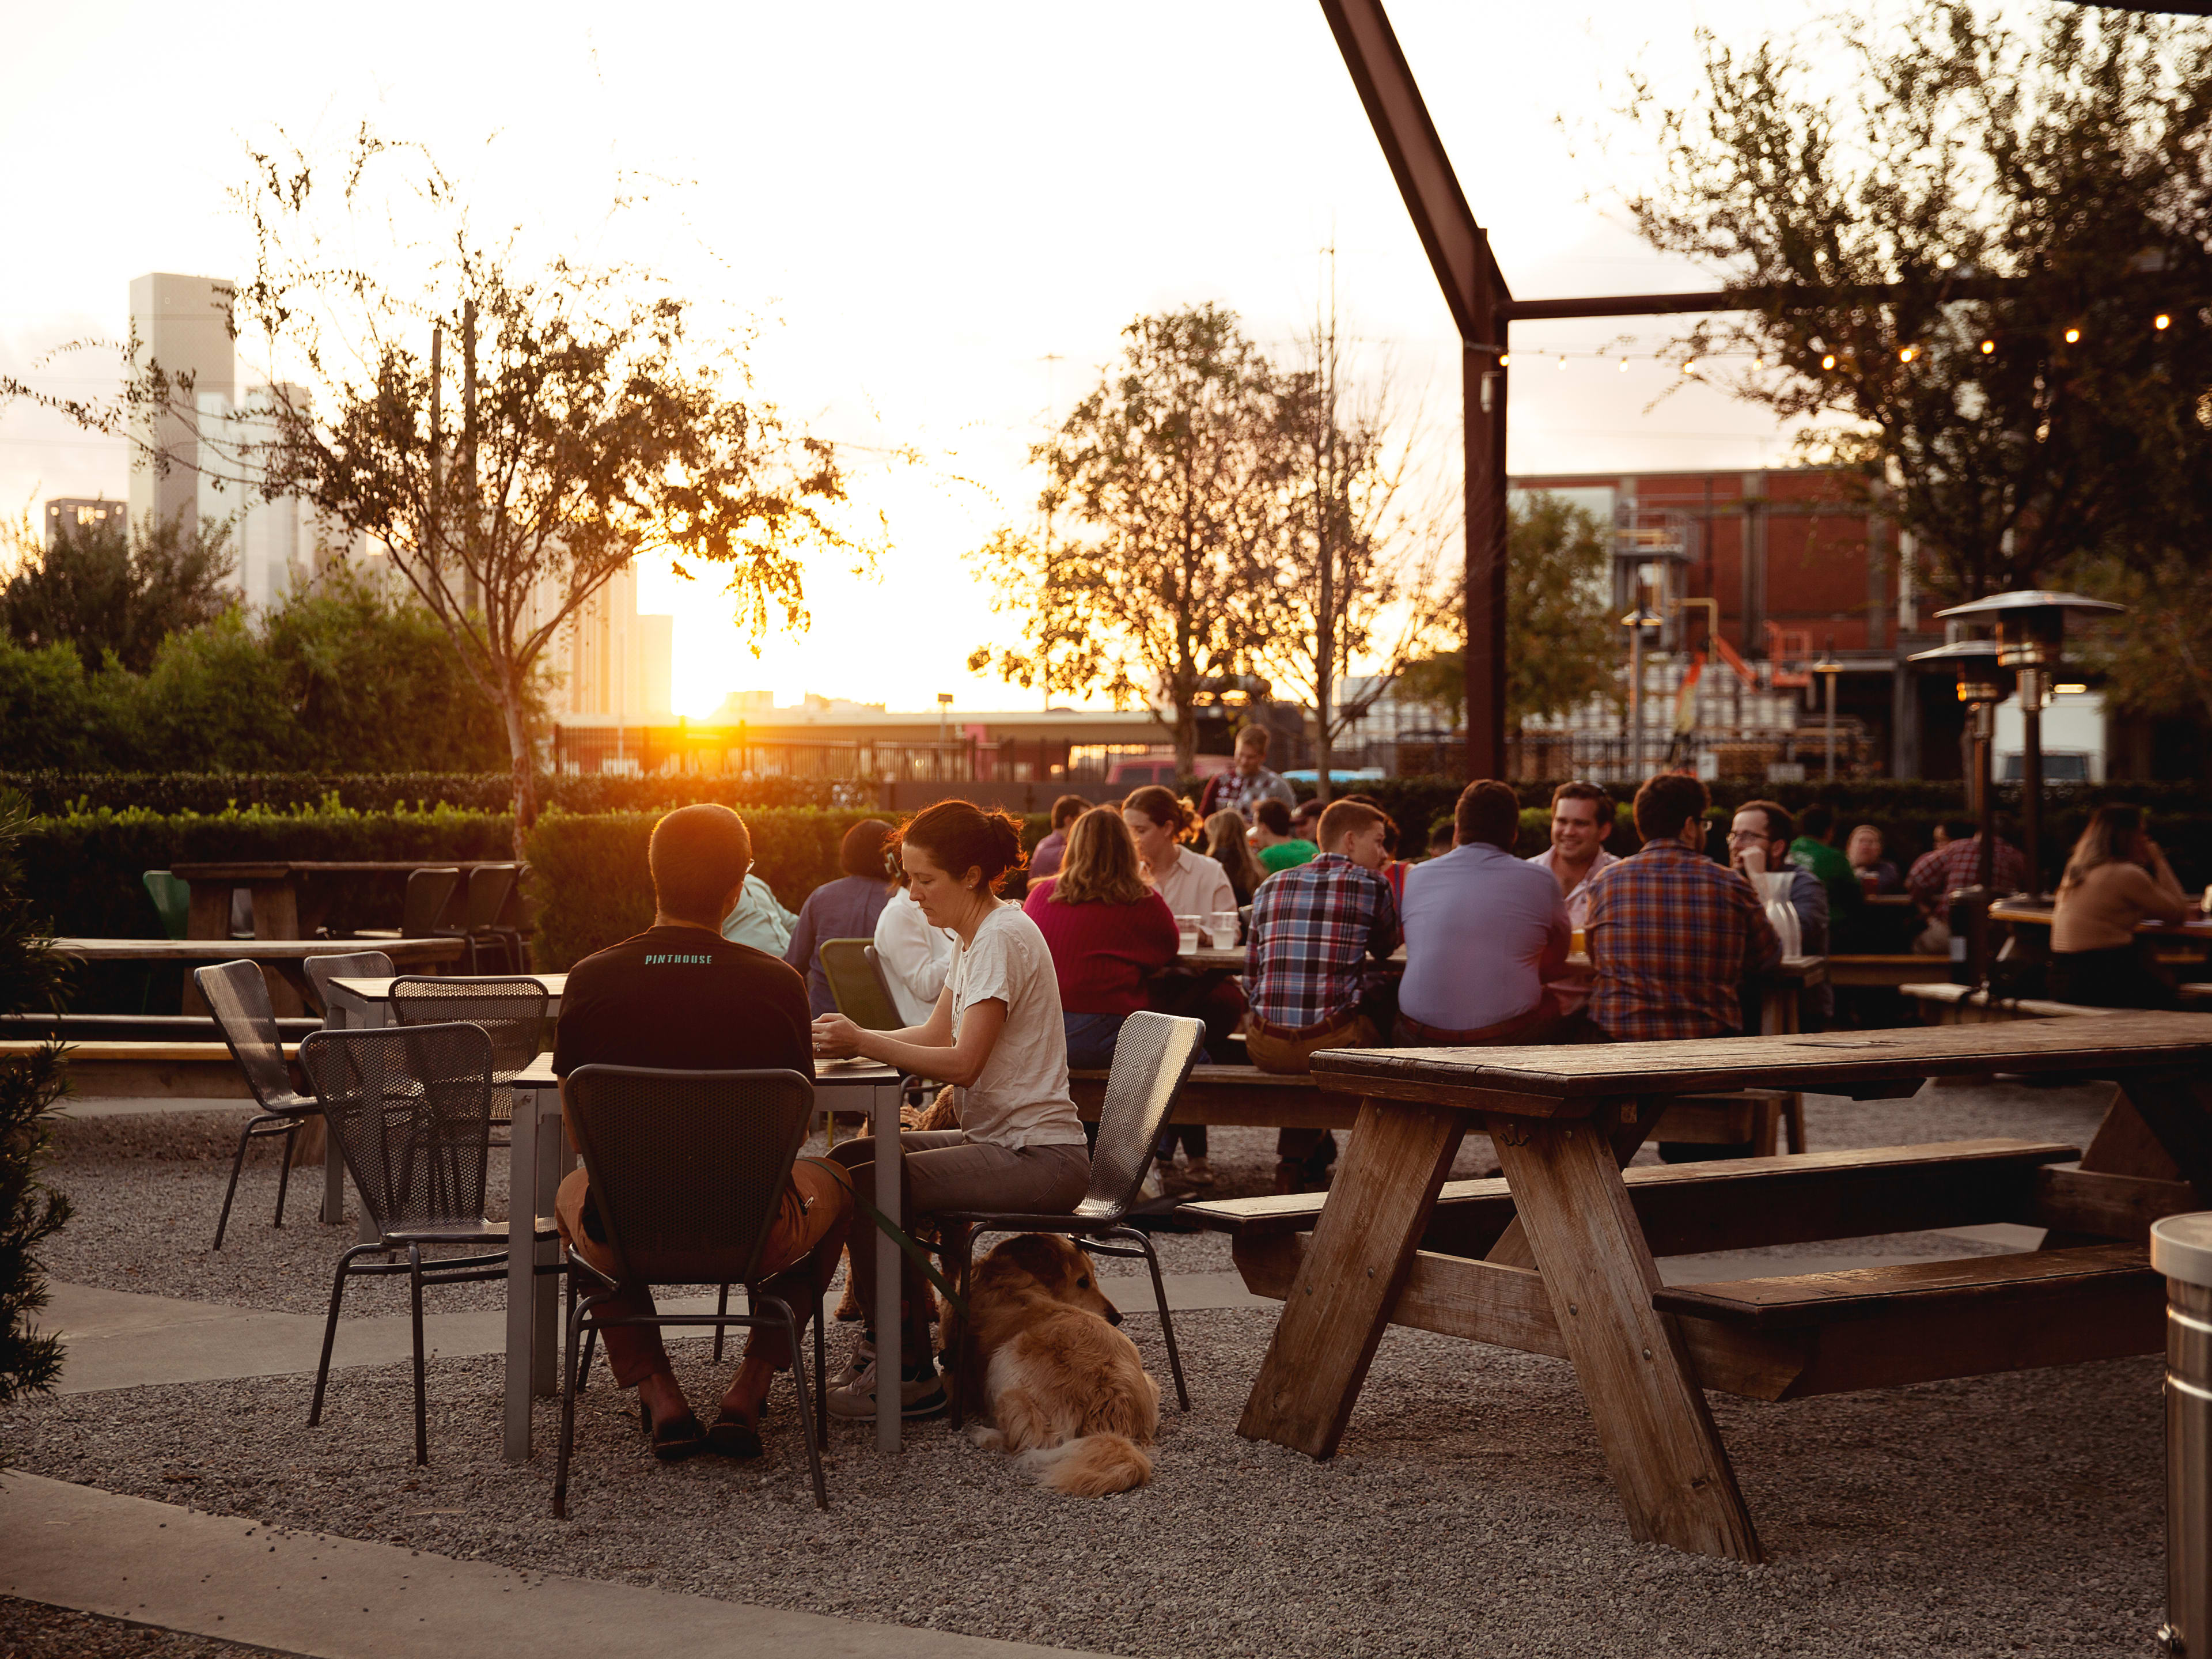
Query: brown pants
[[1396, 993, 1571, 1048], [1247, 1012, 1382, 1165], [825, 1130, 1090, 1351], [554, 1158, 854, 1389]]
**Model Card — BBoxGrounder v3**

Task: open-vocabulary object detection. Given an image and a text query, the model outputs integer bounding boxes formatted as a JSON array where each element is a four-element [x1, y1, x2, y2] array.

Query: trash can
[[2151, 1213, 2212, 1656]]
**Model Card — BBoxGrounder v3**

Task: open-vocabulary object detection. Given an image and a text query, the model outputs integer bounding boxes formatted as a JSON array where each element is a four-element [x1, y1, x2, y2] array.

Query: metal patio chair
[[304, 949, 394, 1022], [554, 1065, 830, 1517], [298, 1021, 560, 1464], [939, 1010, 1207, 1425], [818, 939, 906, 1032], [194, 960, 321, 1251], [357, 867, 462, 946], [389, 975, 548, 1138]]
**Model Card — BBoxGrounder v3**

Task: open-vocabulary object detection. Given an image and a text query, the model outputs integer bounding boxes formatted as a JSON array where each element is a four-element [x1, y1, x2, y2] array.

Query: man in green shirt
[[1253, 798, 1319, 873], [1789, 804, 1862, 919]]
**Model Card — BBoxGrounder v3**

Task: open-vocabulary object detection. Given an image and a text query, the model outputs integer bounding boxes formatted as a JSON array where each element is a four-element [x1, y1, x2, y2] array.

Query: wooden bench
[[0, 1039, 298, 1100], [1829, 953, 1946, 988], [1903, 982, 2121, 1024]]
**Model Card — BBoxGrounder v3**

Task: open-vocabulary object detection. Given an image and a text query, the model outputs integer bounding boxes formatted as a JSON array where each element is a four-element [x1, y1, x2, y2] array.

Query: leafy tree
[[0, 508, 234, 673], [1248, 290, 1454, 800], [968, 305, 1282, 772], [1399, 492, 1618, 734], [1624, 1, 2212, 601], [46, 130, 863, 852], [0, 788, 71, 1416]]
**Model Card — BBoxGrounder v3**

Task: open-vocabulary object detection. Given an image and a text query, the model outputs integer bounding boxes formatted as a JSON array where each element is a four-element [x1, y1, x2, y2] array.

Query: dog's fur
[[963, 1233, 1158, 1496]]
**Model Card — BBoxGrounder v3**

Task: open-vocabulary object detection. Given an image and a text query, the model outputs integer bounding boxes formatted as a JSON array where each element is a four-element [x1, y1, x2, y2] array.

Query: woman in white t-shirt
[[816, 800, 1090, 1421]]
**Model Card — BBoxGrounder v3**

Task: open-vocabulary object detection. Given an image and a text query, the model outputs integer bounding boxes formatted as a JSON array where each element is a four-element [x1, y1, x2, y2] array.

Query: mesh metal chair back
[[142, 870, 190, 940], [819, 939, 903, 1031], [400, 868, 462, 937], [305, 950, 395, 1018], [562, 1066, 814, 1286], [300, 1022, 497, 1234], [388, 976, 547, 1085], [194, 960, 302, 1109], [1078, 1011, 1206, 1219], [494, 865, 530, 930], [464, 865, 517, 931]]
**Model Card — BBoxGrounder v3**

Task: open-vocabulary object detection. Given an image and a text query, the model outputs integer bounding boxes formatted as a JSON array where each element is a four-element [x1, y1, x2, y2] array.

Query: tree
[[0, 508, 234, 674], [1249, 287, 1453, 800], [62, 130, 863, 851], [1624, 1, 2212, 603], [0, 789, 71, 1418], [1399, 492, 1618, 738], [967, 305, 1281, 772]]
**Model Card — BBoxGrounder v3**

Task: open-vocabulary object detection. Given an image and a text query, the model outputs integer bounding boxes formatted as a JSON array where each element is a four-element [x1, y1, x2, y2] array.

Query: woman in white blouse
[[872, 884, 956, 1027]]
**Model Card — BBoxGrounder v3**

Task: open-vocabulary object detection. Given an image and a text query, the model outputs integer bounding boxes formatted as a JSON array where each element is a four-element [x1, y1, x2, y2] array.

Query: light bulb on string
[[1618, 358, 1630, 373], [1752, 354, 1765, 369], [1681, 359, 1698, 376], [1980, 339, 1996, 354], [1821, 353, 1838, 370], [1498, 353, 1511, 367], [2065, 327, 2081, 344], [1899, 346, 1918, 363], [2156, 313, 2172, 331], [1558, 355, 1569, 370]]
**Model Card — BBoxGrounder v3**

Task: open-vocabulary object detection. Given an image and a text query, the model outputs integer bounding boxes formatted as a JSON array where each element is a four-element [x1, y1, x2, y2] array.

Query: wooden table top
[[1990, 897, 2212, 935], [329, 972, 566, 1001], [512, 1052, 899, 1089], [1172, 946, 1827, 983], [55, 937, 466, 963], [169, 861, 516, 880], [1309, 1010, 2212, 1111]]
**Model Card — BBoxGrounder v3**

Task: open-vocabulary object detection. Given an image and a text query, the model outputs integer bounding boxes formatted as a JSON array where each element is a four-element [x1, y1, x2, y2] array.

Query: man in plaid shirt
[[1585, 774, 1782, 1043], [1907, 824, 2029, 908], [1244, 798, 1402, 1190], [1198, 726, 1300, 823]]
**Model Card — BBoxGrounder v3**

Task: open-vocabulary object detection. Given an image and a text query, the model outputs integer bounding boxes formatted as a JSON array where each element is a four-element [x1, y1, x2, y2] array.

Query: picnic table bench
[[0, 1039, 304, 1099], [1186, 1012, 2212, 1561]]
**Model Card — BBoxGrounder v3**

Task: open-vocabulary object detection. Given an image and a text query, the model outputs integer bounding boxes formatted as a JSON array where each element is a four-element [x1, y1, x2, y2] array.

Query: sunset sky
[[2, 0, 1969, 714]]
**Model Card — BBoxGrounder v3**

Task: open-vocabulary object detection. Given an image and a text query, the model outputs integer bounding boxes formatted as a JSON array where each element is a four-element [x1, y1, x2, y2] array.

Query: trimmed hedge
[[0, 771, 859, 817]]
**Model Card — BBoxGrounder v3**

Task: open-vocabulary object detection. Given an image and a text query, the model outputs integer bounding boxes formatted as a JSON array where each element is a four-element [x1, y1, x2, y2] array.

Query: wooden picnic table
[[168, 859, 514, 941], [1990, 897, 2212, 938], [1217, 1012, 2212, 1561], [54, 936, 463, 1020]]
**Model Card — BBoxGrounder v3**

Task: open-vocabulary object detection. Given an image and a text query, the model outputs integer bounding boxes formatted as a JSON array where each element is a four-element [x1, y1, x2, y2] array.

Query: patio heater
[[1810, 646, 1843, 782], [1620, 600, 1663, 783], [1934, 591, 2124, 896], [1907, 638, 2012, 986]]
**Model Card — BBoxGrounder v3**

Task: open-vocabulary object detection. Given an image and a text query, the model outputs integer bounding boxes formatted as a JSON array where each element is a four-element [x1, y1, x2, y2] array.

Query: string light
[[1681, 359, 1697, 375], [1618, 358, 1630, 373], [1752, 355, 1765, 369], [1980, 339, 1996, 354], [1821, 353, 1837, 370], [2156, 313, 2173, 331], [1899, 346, 1918, 363], [1498, 353, 1511, 367], [2065, 327, 2081, 344], [1558, 355, 1569, 370]]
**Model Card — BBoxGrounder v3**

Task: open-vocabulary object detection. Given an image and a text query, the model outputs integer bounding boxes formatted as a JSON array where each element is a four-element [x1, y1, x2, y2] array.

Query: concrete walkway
[[0, 1470, 1102, 1659], [39, 1272, 1277, 1395]]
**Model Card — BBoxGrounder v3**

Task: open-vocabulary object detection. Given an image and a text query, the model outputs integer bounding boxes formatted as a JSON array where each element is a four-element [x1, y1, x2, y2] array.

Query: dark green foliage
[[1, 512, 234, 674], [0, 789, 72, 1411], [0, 771, 855, 817]]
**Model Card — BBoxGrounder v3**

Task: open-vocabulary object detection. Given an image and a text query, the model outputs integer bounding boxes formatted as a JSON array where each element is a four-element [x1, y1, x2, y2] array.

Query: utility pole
[[427, 325, 444, 617], [461, 298, 480, 618], [1315, 257, 1337, 805]]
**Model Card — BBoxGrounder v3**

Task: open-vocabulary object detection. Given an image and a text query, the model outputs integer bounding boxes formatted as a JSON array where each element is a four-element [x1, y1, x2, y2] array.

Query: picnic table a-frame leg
[[1490, 1107, 1763, 1563], [1237, 1096, 1465, 1457]]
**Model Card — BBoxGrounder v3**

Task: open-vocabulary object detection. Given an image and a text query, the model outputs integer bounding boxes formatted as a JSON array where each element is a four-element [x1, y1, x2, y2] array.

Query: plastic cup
[[1208, 909, 1240, 948], [1175, 915, 1202, 953], [1571, 928, 1588, 956]]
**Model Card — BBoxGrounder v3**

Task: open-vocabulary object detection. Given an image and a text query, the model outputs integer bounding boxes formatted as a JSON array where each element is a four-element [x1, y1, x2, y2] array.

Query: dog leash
[[850, 1191, 969, 1319]]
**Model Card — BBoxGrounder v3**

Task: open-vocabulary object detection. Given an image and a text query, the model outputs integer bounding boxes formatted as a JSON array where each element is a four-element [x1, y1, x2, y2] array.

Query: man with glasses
[[1726, 800, 1831, 972]]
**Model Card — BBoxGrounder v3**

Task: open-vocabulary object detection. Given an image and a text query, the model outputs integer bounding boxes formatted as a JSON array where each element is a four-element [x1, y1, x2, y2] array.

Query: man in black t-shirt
[[552, 804, 853, 1464]]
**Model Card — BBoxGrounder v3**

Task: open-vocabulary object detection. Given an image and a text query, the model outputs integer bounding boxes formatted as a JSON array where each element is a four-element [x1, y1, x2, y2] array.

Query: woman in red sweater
[[1022, 806, 1179, 1071]]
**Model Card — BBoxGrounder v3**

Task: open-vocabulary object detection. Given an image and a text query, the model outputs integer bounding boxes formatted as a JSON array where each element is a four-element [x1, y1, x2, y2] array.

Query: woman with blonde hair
[[1203, 808, 1268, 907], [1022, 807, 1179, 1070], [2049, 803, 2191, 1007]]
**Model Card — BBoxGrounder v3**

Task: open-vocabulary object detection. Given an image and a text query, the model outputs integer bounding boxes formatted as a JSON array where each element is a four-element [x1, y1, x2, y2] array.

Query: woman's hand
[[812, 1012, 865, 1060]]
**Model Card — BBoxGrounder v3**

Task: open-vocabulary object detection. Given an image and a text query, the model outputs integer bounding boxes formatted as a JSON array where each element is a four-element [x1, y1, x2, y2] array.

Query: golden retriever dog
[[962, 1233, 1159, 1497]]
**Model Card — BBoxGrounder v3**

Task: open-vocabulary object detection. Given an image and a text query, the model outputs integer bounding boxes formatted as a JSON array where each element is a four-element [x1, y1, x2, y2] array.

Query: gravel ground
[[0, 1597, 268, 1659], [3, 1308, 2164, 1658]]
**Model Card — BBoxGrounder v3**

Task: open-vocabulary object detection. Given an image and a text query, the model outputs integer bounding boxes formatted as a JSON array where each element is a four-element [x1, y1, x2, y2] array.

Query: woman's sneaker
[[830, 1335, 875, 1390], [827, 1359, 947, 1420]]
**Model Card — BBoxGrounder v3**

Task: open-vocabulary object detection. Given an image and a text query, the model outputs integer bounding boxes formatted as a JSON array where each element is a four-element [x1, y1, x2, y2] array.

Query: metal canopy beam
[[1322, 0, 1510, 779]]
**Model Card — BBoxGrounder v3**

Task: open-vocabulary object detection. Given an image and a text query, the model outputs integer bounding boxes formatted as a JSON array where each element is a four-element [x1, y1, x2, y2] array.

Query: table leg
[[533, 1097, 569, 1397], [1237, 1096, 1465, 1458], [1487, 1096, 1668, 1269], [248, 881, 301, 941], [874, 1079, 903, 1454], [317, 988, 364, 1226], [185, 881, 231, 941], [504, 1083, 544, 1463], [1490, 1107, 1763, 1562], [2104, 1067, 2212, 1200]]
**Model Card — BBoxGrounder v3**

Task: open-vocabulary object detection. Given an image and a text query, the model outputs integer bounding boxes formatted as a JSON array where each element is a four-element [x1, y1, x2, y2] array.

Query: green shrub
[[0, 790, 71, 1415], [0, 770, 862, 817]]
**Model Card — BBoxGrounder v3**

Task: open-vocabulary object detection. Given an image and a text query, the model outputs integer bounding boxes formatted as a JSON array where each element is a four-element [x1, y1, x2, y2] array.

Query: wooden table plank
[[1490, 1108, 1763, 1561], [54, 938, 465, 963], [1236, 1096, 1465, 1458]]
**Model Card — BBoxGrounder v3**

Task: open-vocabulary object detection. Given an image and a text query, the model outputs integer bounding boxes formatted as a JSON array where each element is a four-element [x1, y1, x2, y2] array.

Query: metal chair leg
[[1127, 1226, 1190, 1411], [947, 1225, 981, 1429], [713, 1283, 730, 1363], [578, 1324, 597, 1384], [814, 1285, 828, 1446], [771, 1297, 828, 1511], [213, 1112, 278, 1251], [272, 1120, 300, 1229], [554, 1293, 592, 1520], [408, 1244, 429, 1465], [309, 1242, 377, 1426]]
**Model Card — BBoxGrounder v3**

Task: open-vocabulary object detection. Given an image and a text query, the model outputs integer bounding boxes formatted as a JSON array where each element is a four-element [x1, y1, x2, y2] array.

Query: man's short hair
[[1254, 798, 1294, 835], [1550, 781, 1611, 822], [1427, 815, 1455, 853], [1799, 803, 1835, 839], [1050, 794, 1089, 830], [1291, 798, 1323, 829], [1453, 779, 1521, 851], [1942, 817, 1976, 841], [1235, 726, 1270, 755], [1632, 774, 1710, 842], [1738, 798, 1796, 844], [650, 804, 752, 923], [1317, 799, 1387, 851], [838, 818, 894, 878]]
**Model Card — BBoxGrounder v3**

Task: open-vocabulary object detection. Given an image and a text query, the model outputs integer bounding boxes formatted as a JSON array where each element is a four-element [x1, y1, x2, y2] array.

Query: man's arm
[[1742, 884, 1785, 977], [1368, 876, 1404, 960], [1789, 870, 1830, 957]]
